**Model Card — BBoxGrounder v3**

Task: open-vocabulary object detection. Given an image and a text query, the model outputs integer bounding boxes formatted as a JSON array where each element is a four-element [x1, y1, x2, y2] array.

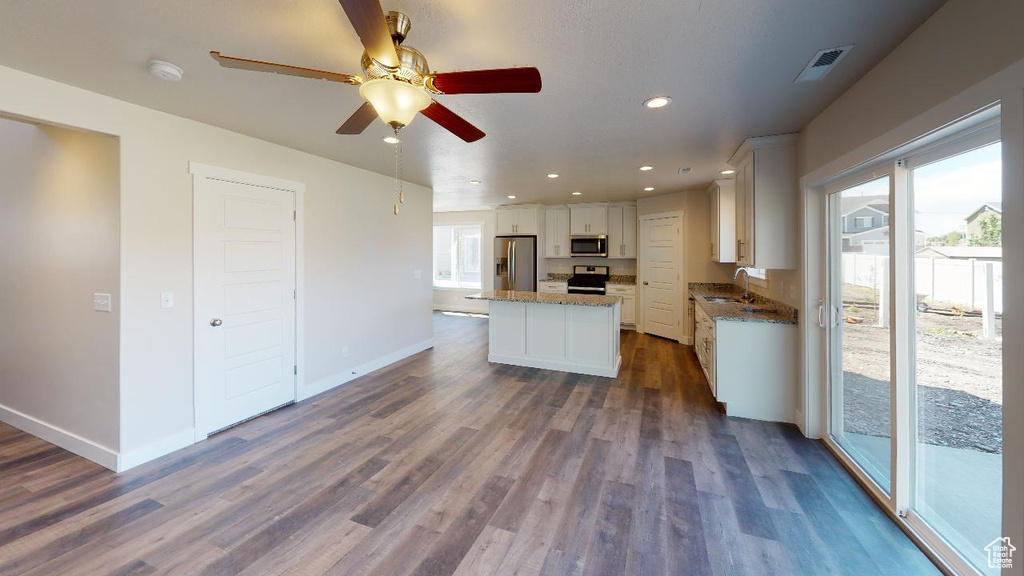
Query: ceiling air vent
[[794, 45, 854, 83]]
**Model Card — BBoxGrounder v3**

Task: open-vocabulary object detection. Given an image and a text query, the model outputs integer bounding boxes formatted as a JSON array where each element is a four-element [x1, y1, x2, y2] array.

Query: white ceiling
[[0, 0, 944, 210]]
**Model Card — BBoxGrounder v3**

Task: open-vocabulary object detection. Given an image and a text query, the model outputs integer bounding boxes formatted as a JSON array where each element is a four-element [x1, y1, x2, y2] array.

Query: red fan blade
[[337, 0, 400, 68], [428, 68, 542, 95], [336, 102, 379, 134], [210, 52, 360, 85], [420, 101, 485, 142]]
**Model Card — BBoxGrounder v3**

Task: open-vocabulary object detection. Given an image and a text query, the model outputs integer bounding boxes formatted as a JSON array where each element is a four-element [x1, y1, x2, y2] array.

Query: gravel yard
[[839, 287, 1003, 454]]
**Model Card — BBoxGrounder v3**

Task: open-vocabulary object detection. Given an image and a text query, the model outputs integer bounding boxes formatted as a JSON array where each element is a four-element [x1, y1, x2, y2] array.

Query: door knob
[[643, 281, 649, 285], [210, 318, 223, 327]]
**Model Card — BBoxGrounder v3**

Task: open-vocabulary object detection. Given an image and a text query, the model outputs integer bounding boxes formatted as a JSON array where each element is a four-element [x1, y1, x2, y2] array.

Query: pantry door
[[639, 212, 683, 342], [192, 164, 299, 438]]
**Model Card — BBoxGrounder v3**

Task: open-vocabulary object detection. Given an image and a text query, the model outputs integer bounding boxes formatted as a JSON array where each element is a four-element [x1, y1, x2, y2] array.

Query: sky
[[840, 142, 1001, 236]]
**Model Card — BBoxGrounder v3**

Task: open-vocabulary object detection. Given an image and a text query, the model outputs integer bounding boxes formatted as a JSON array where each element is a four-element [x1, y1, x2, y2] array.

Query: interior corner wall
[[0, 117, 120, 456], [432, 210, 496, 314], [0, 64, 433, 469]]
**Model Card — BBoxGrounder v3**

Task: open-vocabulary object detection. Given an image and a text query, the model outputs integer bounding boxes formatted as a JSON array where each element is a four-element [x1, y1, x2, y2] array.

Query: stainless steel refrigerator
[[494, 236, 537, 291]]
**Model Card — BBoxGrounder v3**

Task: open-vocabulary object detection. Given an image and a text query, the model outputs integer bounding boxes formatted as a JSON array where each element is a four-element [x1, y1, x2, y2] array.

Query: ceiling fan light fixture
[[359, 78, 431, 128]]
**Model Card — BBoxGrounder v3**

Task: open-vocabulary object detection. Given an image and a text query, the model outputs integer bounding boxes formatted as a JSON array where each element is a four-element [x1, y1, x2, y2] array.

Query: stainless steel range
[[567, 265, 610, 295]]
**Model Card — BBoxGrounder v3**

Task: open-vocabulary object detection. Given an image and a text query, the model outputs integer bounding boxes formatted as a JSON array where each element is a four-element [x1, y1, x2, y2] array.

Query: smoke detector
[[794, 46, 853, 83], [148, 60, 183, 81]]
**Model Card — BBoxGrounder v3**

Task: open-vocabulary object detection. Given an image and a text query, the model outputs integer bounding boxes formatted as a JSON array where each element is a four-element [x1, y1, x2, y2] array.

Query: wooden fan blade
[[428, 68, 542, 95], [337, 0, 400, 68], [210, 52, 360, 85], [336, 102, 379, 134], [420, 101, 485, 143]]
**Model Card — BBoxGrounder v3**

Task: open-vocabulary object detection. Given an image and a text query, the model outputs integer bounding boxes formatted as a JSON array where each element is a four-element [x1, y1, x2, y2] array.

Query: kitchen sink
[[740, 306, 774, 314], [703, 296, 743, 303]]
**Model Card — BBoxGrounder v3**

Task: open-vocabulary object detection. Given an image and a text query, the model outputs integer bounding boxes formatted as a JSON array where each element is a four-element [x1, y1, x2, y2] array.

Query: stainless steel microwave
[[570, 235, 608, 257]]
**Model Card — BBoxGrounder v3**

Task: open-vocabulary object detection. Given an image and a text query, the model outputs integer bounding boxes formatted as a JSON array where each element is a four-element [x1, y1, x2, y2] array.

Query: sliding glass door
[[906, 140, 1003, 574], [827, 175, 894, 494], [825, 113, 1003, 575]]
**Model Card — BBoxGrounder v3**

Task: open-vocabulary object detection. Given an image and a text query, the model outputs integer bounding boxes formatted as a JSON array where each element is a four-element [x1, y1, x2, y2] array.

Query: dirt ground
[[839, 285, 1003, 454]]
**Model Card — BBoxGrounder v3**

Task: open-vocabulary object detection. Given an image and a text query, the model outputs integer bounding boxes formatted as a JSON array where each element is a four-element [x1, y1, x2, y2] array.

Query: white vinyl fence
[[842, 253, 1003, 315]]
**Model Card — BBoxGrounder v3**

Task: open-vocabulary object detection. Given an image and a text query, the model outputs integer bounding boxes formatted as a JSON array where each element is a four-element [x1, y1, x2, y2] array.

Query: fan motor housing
[[361, 44, 430, 86]]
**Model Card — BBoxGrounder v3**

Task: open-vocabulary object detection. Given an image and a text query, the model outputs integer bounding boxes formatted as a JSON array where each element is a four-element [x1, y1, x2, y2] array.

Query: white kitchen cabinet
[[569, 204, 608, 236], [607, 204, 637, 259], [544, 206, 570, 257], [606, 284, 636, 328], [538, 281, 568, 294], [693, 300, 796, 423], [708, 179, 736, 263], [496, 205, 542, 235], [728, 134, 798, 269]]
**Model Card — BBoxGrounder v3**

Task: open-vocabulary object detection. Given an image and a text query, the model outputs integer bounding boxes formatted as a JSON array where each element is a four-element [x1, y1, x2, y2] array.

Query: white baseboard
[[117, 428, 196, 472], [0, 403, 119, 471], [487, 353, 622, 379], [299, 338, 435, 402]]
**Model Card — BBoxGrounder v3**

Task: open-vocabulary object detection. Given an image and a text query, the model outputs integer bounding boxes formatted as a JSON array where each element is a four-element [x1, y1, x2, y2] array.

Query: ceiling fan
[[210, 0, 542, 143]]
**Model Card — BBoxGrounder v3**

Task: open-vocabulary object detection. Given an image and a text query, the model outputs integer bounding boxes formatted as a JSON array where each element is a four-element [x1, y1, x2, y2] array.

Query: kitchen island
[[466, 290, 621, 378]]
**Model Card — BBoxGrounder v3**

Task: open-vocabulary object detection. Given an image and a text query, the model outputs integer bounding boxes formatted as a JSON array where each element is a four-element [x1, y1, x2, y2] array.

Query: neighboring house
[[841, 195, 893, 252], [915, 245, 1002, 261], [964, 202, 1002, 238], [846, 226, 927, 254]]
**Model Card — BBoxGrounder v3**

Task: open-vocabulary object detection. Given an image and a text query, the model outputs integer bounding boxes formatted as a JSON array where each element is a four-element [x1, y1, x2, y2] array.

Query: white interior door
[[639, 215, 682, 341], [194, 171, 297, 437]]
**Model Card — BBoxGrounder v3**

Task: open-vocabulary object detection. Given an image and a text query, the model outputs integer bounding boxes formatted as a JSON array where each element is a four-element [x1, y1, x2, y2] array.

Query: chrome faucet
[[733, 267, 755, 303]]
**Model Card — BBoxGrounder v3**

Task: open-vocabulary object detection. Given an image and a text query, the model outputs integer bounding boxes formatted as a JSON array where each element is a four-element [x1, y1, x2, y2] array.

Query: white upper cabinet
[[606, 203, 637, 259], [569, 204, 608, 236], [545, 206, 570, 257], [708, 179, 736, 263], [496, 205, 542, 235], [728, 134, 799, 270]]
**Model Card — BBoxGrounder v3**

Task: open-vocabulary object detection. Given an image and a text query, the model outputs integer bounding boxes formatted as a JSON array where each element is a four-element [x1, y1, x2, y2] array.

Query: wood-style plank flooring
[[0, 312, 938, 575]]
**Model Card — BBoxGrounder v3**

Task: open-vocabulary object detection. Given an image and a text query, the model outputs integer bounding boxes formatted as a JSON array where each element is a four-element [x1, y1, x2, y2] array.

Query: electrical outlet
[[160, 291, 174, 309], [342, 346, 350, 359], [413, 269, 422, 279]]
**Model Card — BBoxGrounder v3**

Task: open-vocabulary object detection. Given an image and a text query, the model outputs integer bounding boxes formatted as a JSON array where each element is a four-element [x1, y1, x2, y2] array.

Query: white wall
[[432, 210, 495, 314], [0, 64, 433, 469], [0, 118, 120, 454], [796, 0, 1024, 560]]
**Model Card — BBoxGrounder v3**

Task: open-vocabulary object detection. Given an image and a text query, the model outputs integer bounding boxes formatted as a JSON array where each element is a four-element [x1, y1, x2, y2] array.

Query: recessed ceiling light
[[572, 191, 582, 196], [643, 96, 671, 109], [639, 165, 653, 172], [468, 179, 481, 185], [382, 135, 401, 144], [547, 173, 559, 179], [148, 60, 183, 82], [644, 187, 655, 192], [720, 169, 735, 175], [507, 195, 517, 199]]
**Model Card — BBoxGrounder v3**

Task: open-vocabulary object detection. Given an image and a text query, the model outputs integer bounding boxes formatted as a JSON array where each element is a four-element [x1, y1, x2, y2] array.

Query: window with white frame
[[433, 225, 482, 289]]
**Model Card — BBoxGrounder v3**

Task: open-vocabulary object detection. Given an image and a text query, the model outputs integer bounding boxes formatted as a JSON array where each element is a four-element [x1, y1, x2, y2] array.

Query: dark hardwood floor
[[0, 312, 938, 575]]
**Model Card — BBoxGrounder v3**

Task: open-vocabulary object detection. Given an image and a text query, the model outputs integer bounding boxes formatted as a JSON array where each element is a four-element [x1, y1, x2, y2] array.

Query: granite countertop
[[689, 283, 797, 325], [538, 274, 571, 282], [467, 290, 620, 307], [537, 274, 636, 285]]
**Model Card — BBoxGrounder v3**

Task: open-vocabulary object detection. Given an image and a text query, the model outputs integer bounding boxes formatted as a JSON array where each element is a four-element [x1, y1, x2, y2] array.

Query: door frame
[[189, 162, 305, 441], [637, 210, 686, 343]]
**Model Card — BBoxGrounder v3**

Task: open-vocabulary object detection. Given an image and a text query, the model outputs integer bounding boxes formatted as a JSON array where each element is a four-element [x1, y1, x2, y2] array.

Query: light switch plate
[[413, 269, 422, 279], [161, 291, 174, 309], [93, 293, 112, 313]]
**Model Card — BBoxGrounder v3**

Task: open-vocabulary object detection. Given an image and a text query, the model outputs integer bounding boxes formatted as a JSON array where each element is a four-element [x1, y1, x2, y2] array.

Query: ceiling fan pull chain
[[393, 126, 401, 215], [398, 127, 404, 205]]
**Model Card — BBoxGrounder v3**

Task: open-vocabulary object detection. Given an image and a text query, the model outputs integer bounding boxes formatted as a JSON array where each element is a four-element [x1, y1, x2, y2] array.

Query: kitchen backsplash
[[546, 257, 636, 275]]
